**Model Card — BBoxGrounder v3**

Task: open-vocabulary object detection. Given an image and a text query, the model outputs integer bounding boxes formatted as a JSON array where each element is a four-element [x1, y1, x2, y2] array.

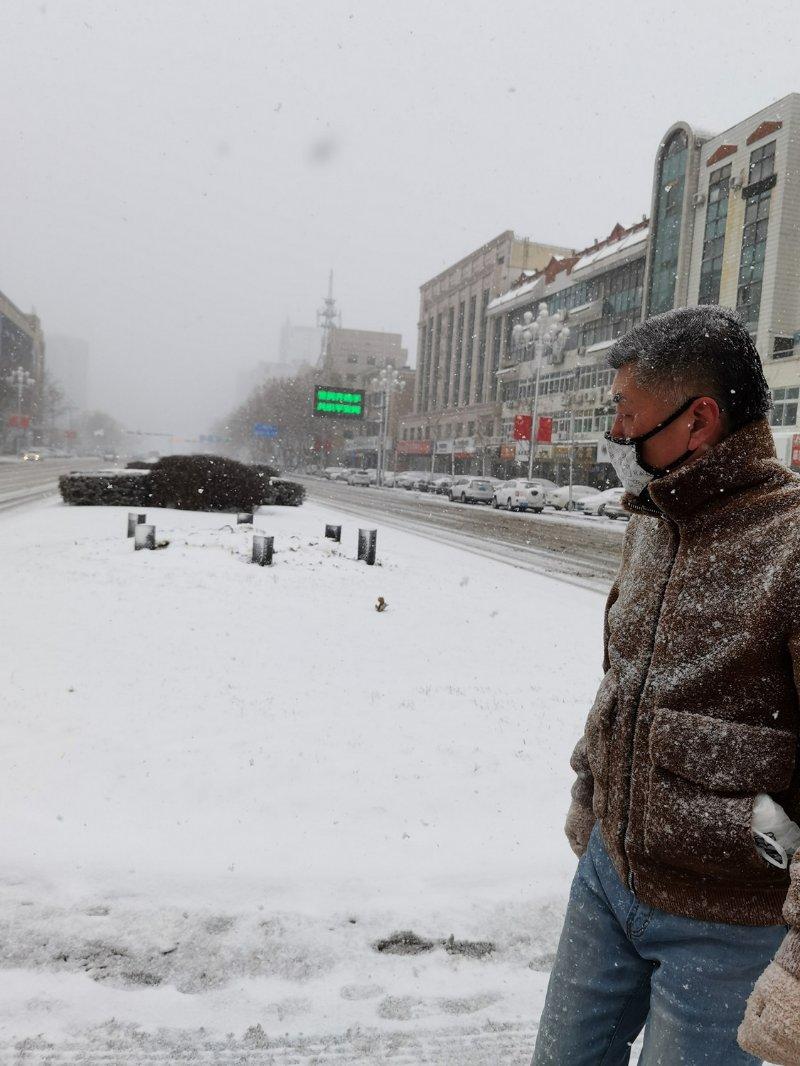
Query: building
[[397, 230, 572, 471], [0, 289, 45, 453], [400, 92, 800, 482], [45, 335, 89, 410], [279, 319, 323, 365], [318, 326, 409, 468]]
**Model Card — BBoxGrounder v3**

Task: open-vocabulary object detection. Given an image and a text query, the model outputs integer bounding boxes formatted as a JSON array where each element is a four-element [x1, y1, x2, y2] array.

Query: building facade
[[0, 289, 45, 453], [400, 92, 800, 482], [396, 231, 572, 471]]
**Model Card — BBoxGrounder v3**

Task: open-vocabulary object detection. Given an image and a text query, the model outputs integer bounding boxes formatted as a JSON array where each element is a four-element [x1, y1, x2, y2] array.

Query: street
[[297, 477, 624, 593], [0, 457, 103, 512]]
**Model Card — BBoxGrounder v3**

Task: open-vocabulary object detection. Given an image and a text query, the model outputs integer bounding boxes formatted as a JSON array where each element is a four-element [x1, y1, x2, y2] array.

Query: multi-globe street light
[[3, 365, 37, 453], [370, 366, 405, 487], [510, 302, 570, 479]]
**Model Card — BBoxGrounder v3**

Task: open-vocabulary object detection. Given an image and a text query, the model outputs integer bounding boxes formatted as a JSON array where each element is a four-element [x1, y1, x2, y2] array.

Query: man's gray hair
[[607, 306, 771, 429]]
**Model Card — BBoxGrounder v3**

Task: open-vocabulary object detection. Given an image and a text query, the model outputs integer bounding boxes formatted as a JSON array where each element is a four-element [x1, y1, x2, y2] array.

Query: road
[[0, 456, 104, 512], [296, 477, 625, 594]]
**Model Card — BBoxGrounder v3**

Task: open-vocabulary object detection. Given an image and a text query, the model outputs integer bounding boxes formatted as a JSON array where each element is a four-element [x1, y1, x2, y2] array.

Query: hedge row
[[60, 455, 305, 510]]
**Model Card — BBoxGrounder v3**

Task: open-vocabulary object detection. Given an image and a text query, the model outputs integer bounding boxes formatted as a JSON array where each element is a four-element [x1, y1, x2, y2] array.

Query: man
[[531, 306, 800, 1065]]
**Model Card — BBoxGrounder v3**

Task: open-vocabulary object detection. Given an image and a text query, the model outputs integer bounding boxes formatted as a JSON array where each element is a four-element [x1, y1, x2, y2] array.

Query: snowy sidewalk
[[1, 497, 609, 1062]]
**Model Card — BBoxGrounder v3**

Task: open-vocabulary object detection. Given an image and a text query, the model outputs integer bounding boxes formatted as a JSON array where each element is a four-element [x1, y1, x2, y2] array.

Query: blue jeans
[[531, 822, 787, 1064]]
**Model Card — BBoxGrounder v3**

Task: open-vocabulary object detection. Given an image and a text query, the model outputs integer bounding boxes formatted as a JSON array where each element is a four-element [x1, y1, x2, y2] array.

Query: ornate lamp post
[[370, 366, 405, 487], [511, 303, 570, 479], [4, 365, 36, 454]]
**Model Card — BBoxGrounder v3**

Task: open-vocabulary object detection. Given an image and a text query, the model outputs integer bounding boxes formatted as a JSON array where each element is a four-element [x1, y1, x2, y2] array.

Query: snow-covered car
[[447, 476, 470, 500], [411, 472, 438, 491], [450, 477, 495, 505], [545, 484, 597, 511], [323, 466, 350, 480], [346, 470, 372, 487], [492, 479, 546, 513], [603, 498, 631, 521], [380, 471, 396, 487], [580, 486, 625, 516], [395, 470, 427, 489], [21, 450, 41, 461], [432, 475, 454, 495]]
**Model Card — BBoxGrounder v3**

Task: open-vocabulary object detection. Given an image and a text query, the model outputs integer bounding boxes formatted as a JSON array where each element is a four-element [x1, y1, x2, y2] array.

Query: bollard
[[127, 513, 147, 538], [252, 533, 274, 566], [325, 524, 342, 543], [357, 528, 377, 566], [134, 523, 156, 550], [237, 512, 254, 525]]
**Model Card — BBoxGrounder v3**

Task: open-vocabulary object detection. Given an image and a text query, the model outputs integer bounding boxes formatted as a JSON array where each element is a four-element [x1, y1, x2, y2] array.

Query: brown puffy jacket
[[565, 417, 800, 1060]]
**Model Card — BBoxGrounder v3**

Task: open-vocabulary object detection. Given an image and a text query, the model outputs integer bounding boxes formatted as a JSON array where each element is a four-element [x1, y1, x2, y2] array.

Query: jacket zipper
[[622, 516, 681, 897]]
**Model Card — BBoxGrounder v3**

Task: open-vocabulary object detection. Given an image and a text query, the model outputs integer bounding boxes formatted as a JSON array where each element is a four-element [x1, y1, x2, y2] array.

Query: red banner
[[513, 414, 532, 441], [536, 416, 553, 443], [397, 440, 432, 456], [8, 415, 30, 429]]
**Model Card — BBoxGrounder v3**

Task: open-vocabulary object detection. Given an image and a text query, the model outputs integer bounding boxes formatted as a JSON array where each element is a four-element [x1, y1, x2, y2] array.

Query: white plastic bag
[[752, 793, 800, 869]]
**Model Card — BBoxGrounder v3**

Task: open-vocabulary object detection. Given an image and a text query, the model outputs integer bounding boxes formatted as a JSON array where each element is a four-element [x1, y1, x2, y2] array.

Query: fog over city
[[0, 0, 796, 435]]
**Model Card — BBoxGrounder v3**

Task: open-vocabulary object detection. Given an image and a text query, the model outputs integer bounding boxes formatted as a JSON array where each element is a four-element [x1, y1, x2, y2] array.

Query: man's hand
[[564, 798, 596, 858], [738, 960, 800, 1064]]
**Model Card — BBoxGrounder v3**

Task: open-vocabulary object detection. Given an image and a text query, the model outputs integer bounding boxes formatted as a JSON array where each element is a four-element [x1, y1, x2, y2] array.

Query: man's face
[[609, 364, 696, 471]]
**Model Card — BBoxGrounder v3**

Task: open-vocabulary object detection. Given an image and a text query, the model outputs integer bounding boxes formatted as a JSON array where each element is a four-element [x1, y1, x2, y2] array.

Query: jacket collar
[[622, 418, 791, 522]]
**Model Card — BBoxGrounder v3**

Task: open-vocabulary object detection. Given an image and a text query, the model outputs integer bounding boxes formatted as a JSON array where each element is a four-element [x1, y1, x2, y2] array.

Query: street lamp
[[511, 303, 570, 480], [4, 365, 36, 454], [370, 366, 405, 487]]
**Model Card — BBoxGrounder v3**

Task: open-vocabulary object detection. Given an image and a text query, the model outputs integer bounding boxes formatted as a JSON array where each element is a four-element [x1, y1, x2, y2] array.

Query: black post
[[134, 523, 156, 550], [252, 533, 274, 566], [127, 513, 147, 538], [325, 524, 342, 542], [237, 512, 254, 525], [357, 528, 377, 565]]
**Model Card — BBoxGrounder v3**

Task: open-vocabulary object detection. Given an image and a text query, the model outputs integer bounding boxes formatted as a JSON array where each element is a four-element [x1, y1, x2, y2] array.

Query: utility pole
[[370, 366, 404, 487]]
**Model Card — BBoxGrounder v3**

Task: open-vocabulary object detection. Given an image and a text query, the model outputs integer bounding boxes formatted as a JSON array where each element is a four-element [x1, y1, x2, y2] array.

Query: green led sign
[[313, 386, 365, 419]]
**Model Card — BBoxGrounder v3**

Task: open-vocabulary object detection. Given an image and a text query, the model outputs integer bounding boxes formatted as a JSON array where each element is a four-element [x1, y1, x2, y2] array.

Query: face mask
[[604, 396, 699, 497]]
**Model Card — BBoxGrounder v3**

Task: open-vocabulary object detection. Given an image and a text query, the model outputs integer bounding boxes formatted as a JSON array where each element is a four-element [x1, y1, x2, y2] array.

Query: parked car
[[323, 466, 350, 480], [346, 470, 372, 487], [412, 472, 439, 491], [380, 471, 396, 487], [603, 498, 631, 521], [545, 484, 597, 511], [450, 477, 495, 505], [432, 475, 454, 495], [492, 479, 546, 512], [447, 476, 471, 500], [396, 470, 428, 489], [580, 486, 625, 516]]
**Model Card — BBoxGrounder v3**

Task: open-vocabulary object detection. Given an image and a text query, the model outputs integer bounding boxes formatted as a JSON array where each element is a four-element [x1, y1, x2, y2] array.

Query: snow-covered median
[[0, 497, 606, 1060]]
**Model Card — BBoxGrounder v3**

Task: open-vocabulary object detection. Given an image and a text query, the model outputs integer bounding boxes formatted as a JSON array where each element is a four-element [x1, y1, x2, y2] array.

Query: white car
[[492, 479, 546, 513], [580, 487, 625, 516], [346, 470, 372, 487], [323, 466, 350, 481], [545, 484, 597, 511], [396, 470, 429, 489], [450, 477, 495, 505]]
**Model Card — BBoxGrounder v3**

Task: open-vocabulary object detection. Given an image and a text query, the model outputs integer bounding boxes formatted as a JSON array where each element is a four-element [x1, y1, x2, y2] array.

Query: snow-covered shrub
[[147, 454, 265, 512], [59, 471, 150, 507]]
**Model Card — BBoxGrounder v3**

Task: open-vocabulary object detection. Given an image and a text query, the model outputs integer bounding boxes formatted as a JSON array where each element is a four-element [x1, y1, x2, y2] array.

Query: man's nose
[[610, 413, 625, 438]]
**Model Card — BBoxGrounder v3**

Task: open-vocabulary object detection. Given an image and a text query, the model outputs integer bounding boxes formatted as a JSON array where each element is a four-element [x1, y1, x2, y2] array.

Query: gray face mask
[[604, 396, 699, 497]]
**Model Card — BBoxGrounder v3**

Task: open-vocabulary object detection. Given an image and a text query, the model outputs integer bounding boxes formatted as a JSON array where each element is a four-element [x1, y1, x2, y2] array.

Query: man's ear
[[687, 397, 724, 449]]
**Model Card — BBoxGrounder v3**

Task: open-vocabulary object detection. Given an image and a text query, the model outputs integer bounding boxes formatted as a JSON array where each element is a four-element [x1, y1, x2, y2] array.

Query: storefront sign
[[453, 436, 476, 457], [397, 439, 432, 456], [435, 439, 454, 455], [500, 444, 517, 461]]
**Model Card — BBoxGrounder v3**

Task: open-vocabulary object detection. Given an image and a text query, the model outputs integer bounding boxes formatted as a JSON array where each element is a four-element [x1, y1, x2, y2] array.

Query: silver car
[[450, 477, 495, 505]]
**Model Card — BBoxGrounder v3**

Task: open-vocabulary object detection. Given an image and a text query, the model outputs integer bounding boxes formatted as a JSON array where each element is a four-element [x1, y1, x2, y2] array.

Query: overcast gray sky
[[0, 0, 797, 435]]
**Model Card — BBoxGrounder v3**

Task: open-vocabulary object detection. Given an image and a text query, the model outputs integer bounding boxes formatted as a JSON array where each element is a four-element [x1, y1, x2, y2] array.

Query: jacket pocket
[[583, 673, 618, 820], [644, 708, 796, 878]]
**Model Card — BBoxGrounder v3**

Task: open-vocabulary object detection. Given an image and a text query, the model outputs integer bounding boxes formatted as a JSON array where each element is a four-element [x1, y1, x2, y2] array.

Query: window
[[698, 164, 731, 305], [453, 301, 465, 405], [648, 129, 688, 315], [773, 336, 795, 360], [748, 140, 776, 186], [737, 173, 772, 330], [770, 387, 799, 427], [475, 289, 490, 402], [464, 296, 477, 401]]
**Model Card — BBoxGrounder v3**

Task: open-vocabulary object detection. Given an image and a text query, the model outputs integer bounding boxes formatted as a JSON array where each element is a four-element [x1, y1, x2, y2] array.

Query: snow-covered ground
[[0, 496, 614, 1061]]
